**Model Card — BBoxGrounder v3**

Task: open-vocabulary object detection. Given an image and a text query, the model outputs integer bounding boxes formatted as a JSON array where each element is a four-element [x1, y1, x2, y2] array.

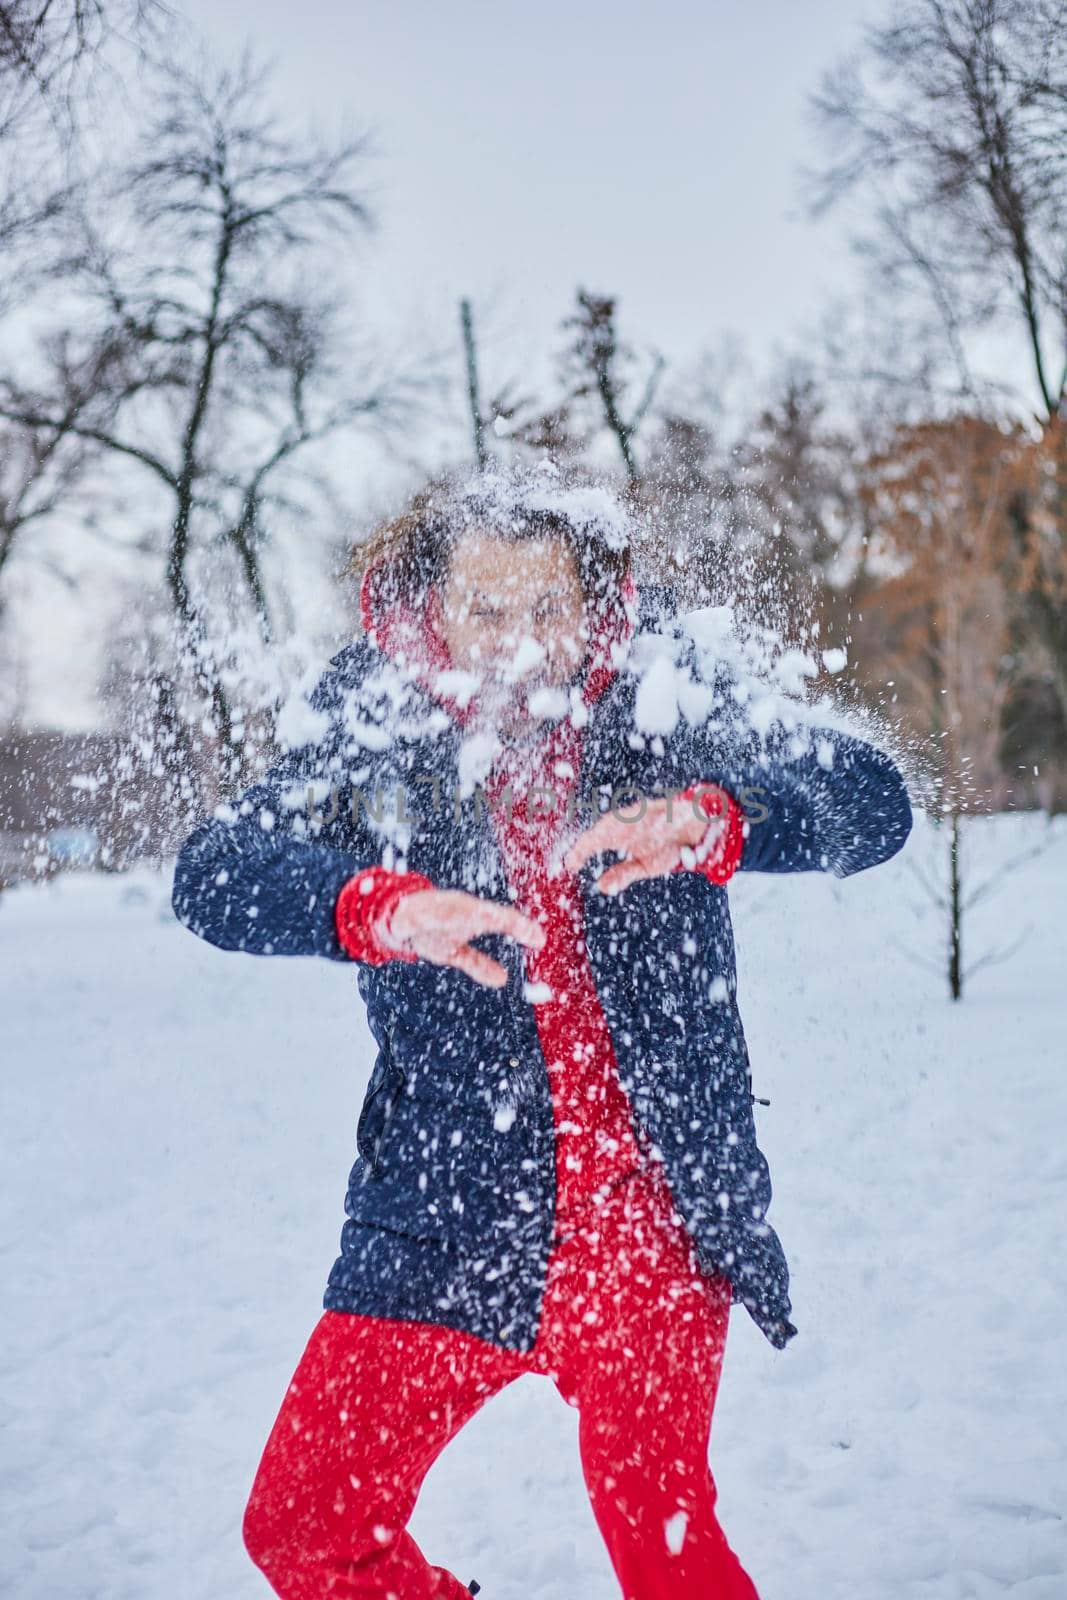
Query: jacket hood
[[358, 559, 640, 729]]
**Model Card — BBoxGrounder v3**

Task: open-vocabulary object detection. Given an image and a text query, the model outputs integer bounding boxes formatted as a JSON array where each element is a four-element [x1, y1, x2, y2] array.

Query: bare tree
[[808, 0, 1067, 427], [0, 0, 163, 603], [0, 0, 161, 144], [455, 294, 587, 468], [459, 298, 488, 468], [737, 371, 865, 573], [0, 50, 426, 793], [559, 289, 663, 482], [0, 397, 93, 593]]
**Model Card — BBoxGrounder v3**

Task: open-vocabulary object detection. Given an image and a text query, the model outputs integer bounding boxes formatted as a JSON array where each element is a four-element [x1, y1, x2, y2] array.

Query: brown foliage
[[842, 414, 1067, 810]]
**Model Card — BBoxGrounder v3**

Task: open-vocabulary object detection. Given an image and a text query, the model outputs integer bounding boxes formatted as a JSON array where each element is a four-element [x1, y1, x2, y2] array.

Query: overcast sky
[[180, 0, 881, 401]]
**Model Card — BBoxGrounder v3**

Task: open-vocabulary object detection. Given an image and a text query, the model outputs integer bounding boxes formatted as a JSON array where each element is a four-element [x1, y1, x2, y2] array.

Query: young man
[[172, 466, 912, 1599]]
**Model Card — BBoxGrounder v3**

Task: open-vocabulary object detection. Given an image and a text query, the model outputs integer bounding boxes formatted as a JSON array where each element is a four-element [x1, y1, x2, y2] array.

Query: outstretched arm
[[722, 721, 914, 877], [171, 651, 398, 961], [171, 738, 382, 962], [568, 703, 912, 888]]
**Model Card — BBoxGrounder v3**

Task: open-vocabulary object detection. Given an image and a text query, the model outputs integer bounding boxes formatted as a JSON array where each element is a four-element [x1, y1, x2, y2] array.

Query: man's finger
[[449, 945, 510, 988], [469, 900, 546, 949], [595, 858, 653, 896], [563, 812, 635, 874]]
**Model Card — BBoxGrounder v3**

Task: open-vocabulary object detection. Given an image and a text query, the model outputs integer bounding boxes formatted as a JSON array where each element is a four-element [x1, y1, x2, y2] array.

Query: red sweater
[[481, 709, 646, 1222]]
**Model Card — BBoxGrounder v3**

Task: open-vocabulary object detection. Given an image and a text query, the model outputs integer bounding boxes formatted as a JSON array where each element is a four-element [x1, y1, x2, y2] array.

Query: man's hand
[[563, 787, 736, 896], [387, 888, 545, 989]]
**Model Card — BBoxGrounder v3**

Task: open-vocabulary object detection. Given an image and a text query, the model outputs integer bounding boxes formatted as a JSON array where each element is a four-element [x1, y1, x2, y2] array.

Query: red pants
[[242, 1165, 760, 1600]]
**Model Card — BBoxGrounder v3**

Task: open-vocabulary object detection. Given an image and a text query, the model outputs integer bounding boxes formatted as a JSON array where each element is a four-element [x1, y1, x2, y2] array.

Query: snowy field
[[2, 810, 1066, 1600]]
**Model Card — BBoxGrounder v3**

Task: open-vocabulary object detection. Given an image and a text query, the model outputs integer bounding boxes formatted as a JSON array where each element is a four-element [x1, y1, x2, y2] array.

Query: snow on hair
[[349, 460, 634, 615]]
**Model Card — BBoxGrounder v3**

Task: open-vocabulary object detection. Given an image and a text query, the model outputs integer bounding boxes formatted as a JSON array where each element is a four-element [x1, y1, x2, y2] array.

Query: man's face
[[438, 530, 588, 727]]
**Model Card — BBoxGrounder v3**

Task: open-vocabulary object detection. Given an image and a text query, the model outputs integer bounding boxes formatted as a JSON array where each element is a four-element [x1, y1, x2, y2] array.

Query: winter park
[[1, 4, 1066, 1600]]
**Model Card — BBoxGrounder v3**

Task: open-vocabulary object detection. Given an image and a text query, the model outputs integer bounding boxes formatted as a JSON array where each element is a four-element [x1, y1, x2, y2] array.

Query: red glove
[[673, 783, 745, 885], [335, 866, 435, 965]]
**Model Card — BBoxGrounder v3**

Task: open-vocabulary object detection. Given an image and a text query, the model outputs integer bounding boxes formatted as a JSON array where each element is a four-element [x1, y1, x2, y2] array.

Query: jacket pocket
[[355, 1056, 407, 1174]]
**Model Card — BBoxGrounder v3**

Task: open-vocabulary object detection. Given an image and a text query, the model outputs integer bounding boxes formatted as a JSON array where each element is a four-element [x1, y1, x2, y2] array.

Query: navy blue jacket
[[171, 599, 912, 1351]]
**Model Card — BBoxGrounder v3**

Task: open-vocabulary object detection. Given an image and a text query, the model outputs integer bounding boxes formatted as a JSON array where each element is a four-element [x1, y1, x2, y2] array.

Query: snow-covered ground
[[2, 811, 1065, 1600]]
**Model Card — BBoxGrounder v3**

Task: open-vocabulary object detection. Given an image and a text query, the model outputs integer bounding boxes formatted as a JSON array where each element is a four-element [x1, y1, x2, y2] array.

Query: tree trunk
[[460, 299, 487, 468], [948, 808, 963, 1001]]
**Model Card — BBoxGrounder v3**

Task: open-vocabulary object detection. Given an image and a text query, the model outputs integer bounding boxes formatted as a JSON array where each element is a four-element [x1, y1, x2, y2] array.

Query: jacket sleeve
[[727, 722, 914, 877], [171, 667, 382, 961], [671, 661, 913, 878]]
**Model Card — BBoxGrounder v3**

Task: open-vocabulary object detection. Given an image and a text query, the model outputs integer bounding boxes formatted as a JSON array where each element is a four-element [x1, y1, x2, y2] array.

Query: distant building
[[0, 729, 193, 888]]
